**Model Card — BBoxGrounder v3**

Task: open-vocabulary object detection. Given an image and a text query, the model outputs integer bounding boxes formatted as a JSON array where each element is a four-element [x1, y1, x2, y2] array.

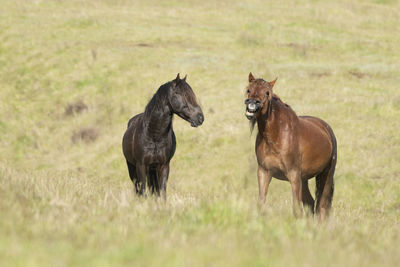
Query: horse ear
[[249, 72, 255, 82], [172, 73, 181, 87], [269, 77, 278, 88], [182, 74, 187, 82]]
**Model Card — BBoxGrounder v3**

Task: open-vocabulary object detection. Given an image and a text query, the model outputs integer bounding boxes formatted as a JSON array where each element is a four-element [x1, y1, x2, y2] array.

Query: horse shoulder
[[271, 105, 300, 153], [255, 133, 285, 176]]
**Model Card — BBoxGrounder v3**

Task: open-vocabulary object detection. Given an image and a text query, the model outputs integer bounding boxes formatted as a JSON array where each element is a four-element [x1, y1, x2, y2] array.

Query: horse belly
[[300, 145, 331, 179]]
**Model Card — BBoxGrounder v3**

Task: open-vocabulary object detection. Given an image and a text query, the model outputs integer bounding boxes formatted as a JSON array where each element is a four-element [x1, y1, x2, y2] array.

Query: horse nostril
[[198, 114, 204, 124]]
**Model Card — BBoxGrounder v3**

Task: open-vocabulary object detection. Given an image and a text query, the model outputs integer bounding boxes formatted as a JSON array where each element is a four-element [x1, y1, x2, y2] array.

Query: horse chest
[[142, 142, 171, 163], [256, 142, 287, 180]]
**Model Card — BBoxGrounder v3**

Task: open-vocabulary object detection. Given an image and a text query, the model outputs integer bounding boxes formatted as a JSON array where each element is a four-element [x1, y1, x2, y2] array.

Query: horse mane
[[144, 80, 197, 118], [144, 82, 172, 117], [272, 94, 292, 108], [273, 94, 292, 110]]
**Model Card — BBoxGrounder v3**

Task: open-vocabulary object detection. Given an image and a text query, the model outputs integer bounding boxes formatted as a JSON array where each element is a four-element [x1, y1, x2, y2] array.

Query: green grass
[[1, 0, 400, 266]]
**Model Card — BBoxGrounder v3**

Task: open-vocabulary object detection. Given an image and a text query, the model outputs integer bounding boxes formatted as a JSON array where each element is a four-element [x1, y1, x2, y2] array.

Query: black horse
[[122, 74, 204, 198]]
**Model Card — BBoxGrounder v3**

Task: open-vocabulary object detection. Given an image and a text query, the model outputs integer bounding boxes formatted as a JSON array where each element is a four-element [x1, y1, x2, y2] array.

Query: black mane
[[144, 80, 197, 117], [144, 81, 172, 117]]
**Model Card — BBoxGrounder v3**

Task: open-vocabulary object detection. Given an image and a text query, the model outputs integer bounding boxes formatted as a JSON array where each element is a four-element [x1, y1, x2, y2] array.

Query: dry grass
[[0, 0, 399, 266]]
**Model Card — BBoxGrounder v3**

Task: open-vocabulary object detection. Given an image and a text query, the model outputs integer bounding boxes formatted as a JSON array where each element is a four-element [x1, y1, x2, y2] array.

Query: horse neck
[[256, 99, 273, 131], [257, 99, 289, 142], [143, 89, 173, 140]]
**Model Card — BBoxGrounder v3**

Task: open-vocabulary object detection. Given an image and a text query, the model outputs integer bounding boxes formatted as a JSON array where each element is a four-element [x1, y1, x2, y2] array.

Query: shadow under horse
[[244, 73, 337, 219], [122, 74, 204, 198]]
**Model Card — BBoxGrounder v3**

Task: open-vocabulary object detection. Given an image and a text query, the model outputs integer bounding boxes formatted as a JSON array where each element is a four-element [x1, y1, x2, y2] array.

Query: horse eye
[[266, 91, 270, 96], [247, 89, 250, 93]]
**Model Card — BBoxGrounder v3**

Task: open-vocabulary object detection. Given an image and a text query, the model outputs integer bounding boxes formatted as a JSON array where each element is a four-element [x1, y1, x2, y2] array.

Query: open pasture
[[0, 0, 399, 266]]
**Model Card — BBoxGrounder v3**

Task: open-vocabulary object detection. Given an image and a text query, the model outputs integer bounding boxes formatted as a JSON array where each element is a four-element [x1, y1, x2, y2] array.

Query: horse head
[[245, 72, 277, 120], [168, 73, 204, 127]]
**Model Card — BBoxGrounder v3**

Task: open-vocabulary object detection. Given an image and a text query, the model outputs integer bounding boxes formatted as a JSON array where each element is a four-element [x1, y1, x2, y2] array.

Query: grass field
[[1, 0, 400, 266]]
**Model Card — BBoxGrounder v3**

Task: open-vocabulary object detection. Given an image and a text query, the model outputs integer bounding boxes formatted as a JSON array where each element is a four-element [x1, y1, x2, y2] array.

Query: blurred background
[[0, 0, 399, 266]]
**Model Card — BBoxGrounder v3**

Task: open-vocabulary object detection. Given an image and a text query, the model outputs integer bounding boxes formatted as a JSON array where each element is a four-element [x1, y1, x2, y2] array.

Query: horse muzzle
[[190, 113, 204, 127], [245, 99, 261, 120]]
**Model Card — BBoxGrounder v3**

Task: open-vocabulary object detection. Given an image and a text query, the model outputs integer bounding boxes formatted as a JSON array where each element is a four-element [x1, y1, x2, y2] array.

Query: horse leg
[[126, 161, 140, 193], [147, 165, 159, 196], [315, 161, 335, 220], [301, 179, 315, 215], [288, 171, 303, 217], [257, 166, 272, 209], [157, 164, 170, 201], [126, 161, 136, 183], [135, 163, 147, 196]]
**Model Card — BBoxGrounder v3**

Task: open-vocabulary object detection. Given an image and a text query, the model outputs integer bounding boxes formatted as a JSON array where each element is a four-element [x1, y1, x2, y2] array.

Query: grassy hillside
[[1, 0, 399, 266]]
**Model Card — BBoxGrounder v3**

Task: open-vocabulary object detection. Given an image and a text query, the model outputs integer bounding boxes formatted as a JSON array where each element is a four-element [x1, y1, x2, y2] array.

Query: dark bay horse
[[245, 73, 337, 219], [122, 74, 204, 198]]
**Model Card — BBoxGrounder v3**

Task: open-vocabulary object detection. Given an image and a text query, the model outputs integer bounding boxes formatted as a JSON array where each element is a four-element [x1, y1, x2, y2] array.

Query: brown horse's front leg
[[135, 163, 147, 196], [257, 166, 272, 210], [288, 171, 303, 217], [157, 164, 170, 201]]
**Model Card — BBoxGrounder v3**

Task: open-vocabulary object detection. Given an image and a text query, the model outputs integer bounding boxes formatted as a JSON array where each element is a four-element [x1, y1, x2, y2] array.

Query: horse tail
[[326, 123, 337, 195], [315, 123, 337, 218], [147, 164, 159, 195]]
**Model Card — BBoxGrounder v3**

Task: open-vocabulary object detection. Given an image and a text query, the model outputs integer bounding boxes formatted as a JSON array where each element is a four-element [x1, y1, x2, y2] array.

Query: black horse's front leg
[[157, 164, 170, 200], [135, 163, 147, 196]]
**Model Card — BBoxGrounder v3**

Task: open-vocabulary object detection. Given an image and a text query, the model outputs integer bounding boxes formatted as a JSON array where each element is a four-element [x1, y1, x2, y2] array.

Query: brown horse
[[244, 73, 337, 219], [122, 74, 204, 198]]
